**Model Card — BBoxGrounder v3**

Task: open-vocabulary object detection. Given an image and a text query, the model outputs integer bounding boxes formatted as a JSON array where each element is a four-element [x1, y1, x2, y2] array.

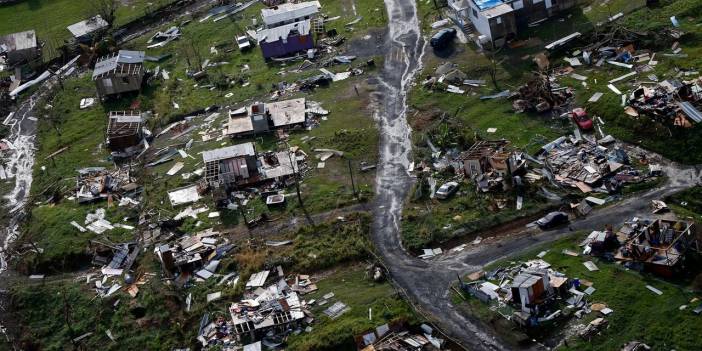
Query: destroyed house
[[106, 111, 143, 150], [92, 50, 145, 98], [540, 137, 630, 192], [267, 98, 307, 128], [447, 0, 575, 45], [615, 218, 700, 277], [229, 291, 305, 340], [203, 142, 260, 188], [224, 99, 308, 137], [257, 20, 314, 59], [511, 269, 551, 313], [224, 103, 270, 137], [458, 140, 514, 178], [261, 1, 321, 28], [76, 166, 135, 203], [0, 30, 40, 67], [67, 15, 109, 42]]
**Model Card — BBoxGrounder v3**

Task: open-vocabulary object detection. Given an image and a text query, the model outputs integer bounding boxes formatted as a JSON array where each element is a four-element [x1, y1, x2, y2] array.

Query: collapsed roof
[[92, 50, 145, 79], [0, 30, 37, 52], [67, 15, 109, 38]]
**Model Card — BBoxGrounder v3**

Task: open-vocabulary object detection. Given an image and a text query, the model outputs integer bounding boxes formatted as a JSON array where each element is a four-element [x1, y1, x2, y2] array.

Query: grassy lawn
[[402, 179, 552, 251], [456, 231, 702, 350], [0, 0, 177, 60], [287, 266, 418, 351], [667, 186, 702, 222]]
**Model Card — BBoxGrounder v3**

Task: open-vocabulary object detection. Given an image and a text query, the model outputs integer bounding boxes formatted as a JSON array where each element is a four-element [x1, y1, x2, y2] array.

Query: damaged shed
[[67, 15, 109, 42], [106, 111, 143, 150], [615, 218, 700, 277], [92, 50, 145, 98], [0, 30, 40, 67], [203, 142, 260, 188]]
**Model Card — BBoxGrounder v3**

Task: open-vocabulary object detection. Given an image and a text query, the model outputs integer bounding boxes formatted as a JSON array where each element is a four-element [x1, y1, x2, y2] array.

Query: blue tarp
[[474, 0, 505, 10]]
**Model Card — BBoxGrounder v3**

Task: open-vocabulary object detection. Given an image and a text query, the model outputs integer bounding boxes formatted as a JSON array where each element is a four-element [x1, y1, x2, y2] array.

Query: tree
[[90, 0, 119, 27]]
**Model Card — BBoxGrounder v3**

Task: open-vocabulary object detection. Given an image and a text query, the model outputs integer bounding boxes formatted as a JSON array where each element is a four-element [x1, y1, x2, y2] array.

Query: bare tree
[[484, 38, 508, 90], [181, 38, 203, 70], [90, 0, 119, 27]]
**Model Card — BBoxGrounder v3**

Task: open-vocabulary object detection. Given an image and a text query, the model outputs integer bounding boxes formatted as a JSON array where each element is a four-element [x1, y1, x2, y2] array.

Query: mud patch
[[409, 108, 442, 131], [346, 27, 388, 58]]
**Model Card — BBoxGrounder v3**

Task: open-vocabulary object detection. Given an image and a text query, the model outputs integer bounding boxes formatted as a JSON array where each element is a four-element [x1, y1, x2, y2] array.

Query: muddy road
[[370, 1, 702, 350], [370, 0, 510, 349]]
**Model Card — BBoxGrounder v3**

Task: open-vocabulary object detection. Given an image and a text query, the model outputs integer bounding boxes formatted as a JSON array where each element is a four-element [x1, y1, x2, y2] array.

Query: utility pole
[[237, 198, 253, 241], [61, 288, 77, 348], [285, 142, 314, 226], [346, 158, 357, 199]]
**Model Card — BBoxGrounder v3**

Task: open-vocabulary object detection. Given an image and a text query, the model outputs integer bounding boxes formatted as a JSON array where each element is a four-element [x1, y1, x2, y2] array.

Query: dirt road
[[370, 1, 702, 350]]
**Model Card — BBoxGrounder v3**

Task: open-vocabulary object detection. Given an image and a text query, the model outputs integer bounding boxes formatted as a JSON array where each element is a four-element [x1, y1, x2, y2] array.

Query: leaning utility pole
[[285, 142, 314, 226], [346, 157, 357, 199]]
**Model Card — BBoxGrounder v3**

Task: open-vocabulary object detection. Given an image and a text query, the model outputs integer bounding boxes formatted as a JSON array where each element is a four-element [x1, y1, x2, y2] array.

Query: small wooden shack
[[0, 30, 41, 67], [92, 50, 145, 98], [106, 111, 143, 150]]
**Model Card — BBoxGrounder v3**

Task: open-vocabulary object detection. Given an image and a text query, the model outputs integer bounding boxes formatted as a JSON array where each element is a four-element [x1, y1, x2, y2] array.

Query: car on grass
[[430, 28, 457, 49], [436, 181, 459, 199], [536, 211, 569, 229], [570, 107, 593, 130]]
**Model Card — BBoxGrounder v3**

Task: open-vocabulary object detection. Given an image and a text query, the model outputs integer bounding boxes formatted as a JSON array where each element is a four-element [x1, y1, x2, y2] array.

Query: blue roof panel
[[474, 0, 505, 11]]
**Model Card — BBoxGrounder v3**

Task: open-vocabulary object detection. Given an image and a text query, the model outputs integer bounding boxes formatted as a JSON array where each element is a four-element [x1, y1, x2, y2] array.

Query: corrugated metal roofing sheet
[[679, 102, 702, 123], [256, 20, 311, 43], [202, 142, 256, 163], [261, 1, 320, 26], [0, 30, 37, 51], [92, 50, 145, 78], [67, 15, 108, 38]]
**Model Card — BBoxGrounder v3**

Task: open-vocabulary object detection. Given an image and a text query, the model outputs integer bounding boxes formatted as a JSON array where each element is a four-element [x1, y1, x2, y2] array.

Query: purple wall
[[260, 34, 314, 59]]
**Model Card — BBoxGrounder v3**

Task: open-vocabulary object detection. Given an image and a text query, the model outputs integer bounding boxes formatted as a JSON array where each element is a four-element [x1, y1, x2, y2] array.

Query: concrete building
[[447, 0, 575, 46], [224, 98, 307, 137], [224, 103, 269, 137], [257, 20, 314, 60], [92, 50, 145, 98], [0, 30, 40, 67]]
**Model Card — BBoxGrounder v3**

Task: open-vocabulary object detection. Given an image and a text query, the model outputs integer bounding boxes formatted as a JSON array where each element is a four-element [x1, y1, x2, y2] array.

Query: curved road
[[370, 0, 702, 350]]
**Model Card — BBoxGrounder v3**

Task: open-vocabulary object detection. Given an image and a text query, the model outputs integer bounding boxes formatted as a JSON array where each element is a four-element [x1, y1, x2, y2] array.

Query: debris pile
[[511, 73, 574, 113], [626, 78, 702, 127], [462, 258, 609, 330], [539, 135, 644, 193], [197, 268, 316, 349], [613, 218, 700, 277], [422, 62, 486, 94], [147, 26, 182, 48], [75, 166, 139, 203], [355, 322, 444, 350], [155, 228, 235, 285]]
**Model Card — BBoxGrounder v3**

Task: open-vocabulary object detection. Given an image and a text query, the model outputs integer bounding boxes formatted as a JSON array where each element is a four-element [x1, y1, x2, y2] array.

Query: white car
[[435, 181, 459, 199]]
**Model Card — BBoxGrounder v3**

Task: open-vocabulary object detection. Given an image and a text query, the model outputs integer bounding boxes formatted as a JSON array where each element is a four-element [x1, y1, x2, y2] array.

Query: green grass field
[[287, 266, 418, 351], [0, 0, 177, 60]]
